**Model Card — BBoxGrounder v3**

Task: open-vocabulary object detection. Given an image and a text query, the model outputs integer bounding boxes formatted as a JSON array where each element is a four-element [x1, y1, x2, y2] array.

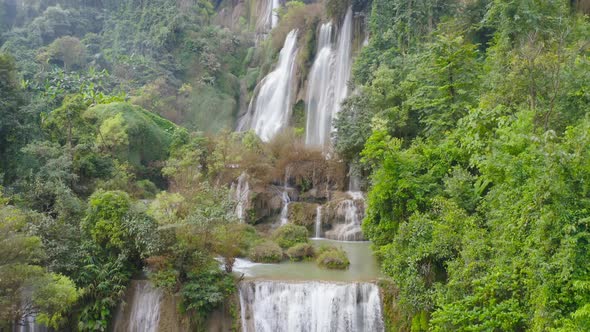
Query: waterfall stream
[[239, 281, 384, 332], [280, 191, 290, 225], [271, 0, 280, 29], [305, 8, 353, 147], [238, 30, 299, 141], [256, 0, 281, 34], [305, 22, 335, 146], [325, 191, 365, 241], [233, 172, 250, 222], [15, 315, 47, 332], [333, 7, 353, 119], [113, 281, 163, 332], [314, 205, 322, 238]]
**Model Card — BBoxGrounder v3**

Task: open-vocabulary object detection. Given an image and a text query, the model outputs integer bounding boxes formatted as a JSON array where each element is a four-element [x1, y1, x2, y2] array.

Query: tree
[[82, 190, 131, 251], [0, 53, 26, 183], [0, 199, 78, 330], [46, 36, 87, 70]]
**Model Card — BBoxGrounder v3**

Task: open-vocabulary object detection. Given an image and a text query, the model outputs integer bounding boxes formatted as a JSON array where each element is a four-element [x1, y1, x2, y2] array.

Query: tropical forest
[[0, 0, 589, 331]]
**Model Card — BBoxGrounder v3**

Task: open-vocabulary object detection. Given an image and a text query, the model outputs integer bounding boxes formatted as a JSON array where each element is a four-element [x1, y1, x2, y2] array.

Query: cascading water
[[239, 281, 384, 332], [333, 7, 353, 119], [238, 30, 299, 141], [314, 205, 322, 238], [271, 0, 280, 29], [113, 280, 163, 332], [16, 315, 47, 332], [305, 22, 335, 146], [305, 8, 353, 147], [256, 0, 281, 34], [325, 192, 365, 241], [234, 172, 250, 222], [280, 191, 290, 225], [279, 167, 292, 225]]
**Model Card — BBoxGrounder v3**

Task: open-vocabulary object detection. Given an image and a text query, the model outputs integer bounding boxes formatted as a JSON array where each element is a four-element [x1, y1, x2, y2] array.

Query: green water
[[235, 239, 383, 282]]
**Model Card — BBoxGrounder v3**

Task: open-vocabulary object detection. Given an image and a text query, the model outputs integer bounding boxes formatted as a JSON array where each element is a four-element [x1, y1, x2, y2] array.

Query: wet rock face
[[247, 186, 300, 224], [249, 189, 286, 223], [323, 192, 365, 241], [288, 201, 319, 230], [112, 280, 189, 332]]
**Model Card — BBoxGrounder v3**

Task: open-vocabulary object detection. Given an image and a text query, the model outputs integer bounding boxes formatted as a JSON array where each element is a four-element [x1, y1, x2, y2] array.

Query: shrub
[[236, 224, 262, 256], [273, 224, 309, 249], [134, 179, 158, 198], [288, 202, 318, 229], [271, 2, 322, 51], [248, 240, 283, 263], [286, 243, 315, 261], [316, 246, 350, 270]]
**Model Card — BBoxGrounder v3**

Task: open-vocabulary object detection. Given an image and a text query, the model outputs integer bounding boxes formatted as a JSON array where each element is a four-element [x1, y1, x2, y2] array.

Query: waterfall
[[257, 0, 281, 33], [113, 280, 163, 332], [239, 281, 384, 332], [305, 23, 335, 146], [325, 192, 365, 241], [15, 315, 47, 332], [305, 8, 353, 147], [239, 30, 299, 141], [280, 191, 290, 225], [348, 172, 361, 192], [234, 172, 250, 222], [333, 7, 353, 119], [271, 0, 280, 29], [314, 206, 322, 238]]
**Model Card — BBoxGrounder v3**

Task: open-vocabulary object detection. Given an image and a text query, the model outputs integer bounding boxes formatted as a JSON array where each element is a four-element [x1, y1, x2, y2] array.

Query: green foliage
[[326, 0, 351, 21], [76, 253, 132, 331], [0, 53, 29, 183], [43, 94, 92, 147], [180, 267, 235, 316], [33, 273, 79, 329], [272, 223, 310, 249], [249, 240, 283, 263], [346, 0, 590, 329], [44, 36, 87, 70], [287, 202, 317, 229], [86, 102, 177, 168], [291, 100, 306, 137], [0, 203, 78, 329], [315, 246, 350, 270], [286, 243, 315, 261], [83, 190, 131, 250], [271, 2, 322, 52]]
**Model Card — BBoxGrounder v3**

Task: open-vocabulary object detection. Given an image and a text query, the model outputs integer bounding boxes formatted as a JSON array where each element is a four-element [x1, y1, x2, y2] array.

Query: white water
[[333, 7, 353, 120], [271, 0, 280, 29], [280, 191, 290, 225], [305, 22, 335, 146], [314, 205, 322, 238], [233, 172, 250, 222], [239, 30, 299, 141], [16, 315, 47, 332], [305, 8, 353, 147], [257, 0, 281, 33], [325, 192, 365, 241], [348, 172, 362, 192], [239, 281, 384, 332], [113, 281, 163, 332]]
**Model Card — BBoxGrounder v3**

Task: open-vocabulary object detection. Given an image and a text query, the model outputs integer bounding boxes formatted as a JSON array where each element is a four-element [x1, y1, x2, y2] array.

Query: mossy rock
[[316, 246, 350, 270], [248, 240, 283, 263], [272, 224, 310, 249], [286, 243, 315, 261], [288, 202, 318, 230]]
